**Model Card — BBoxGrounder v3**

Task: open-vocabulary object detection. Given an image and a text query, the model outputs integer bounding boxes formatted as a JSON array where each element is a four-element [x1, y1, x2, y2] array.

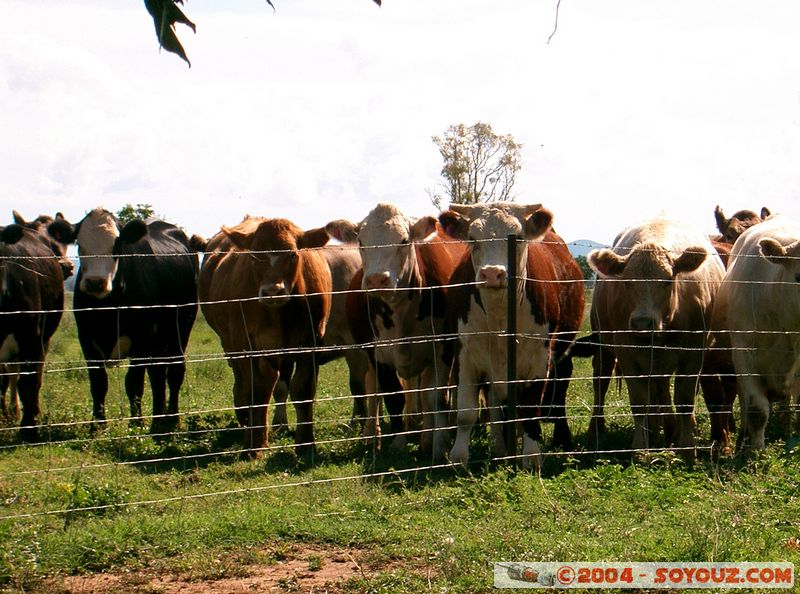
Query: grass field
[[1, 296, 799, 593]]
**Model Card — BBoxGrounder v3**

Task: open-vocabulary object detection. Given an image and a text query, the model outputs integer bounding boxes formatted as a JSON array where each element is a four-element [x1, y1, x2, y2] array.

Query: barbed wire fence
[[1, 236, 798, 522]]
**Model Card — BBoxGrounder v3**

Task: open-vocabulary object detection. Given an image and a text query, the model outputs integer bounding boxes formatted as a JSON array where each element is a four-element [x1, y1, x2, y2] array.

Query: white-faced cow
[[711, 214, 800, 450], [439, 202, 585, 469], [0, 222, 69, 440], [325, 203, 467, 461], [47, 208, 202, 432], [199, 216, 332, 458], [588, 218, 725, 458]]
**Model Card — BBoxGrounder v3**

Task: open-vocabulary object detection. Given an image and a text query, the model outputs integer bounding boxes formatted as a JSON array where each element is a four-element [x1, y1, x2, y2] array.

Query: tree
[[428, 122, 522, 210], [145, 0, 381, 67], [117, 203, 156, 226], [574, 255, 595, 283]]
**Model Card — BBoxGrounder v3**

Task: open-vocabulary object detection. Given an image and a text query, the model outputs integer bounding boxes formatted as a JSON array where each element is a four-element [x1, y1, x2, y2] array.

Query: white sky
[[2, 0, 799, 245]]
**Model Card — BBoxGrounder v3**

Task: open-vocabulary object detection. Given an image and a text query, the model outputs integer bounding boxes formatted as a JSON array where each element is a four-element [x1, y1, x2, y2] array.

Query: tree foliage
[[117, 204, 156, 226], [144, 1, 380, 67], [428, 122, 522, 210], [574, 255, 595, 282]]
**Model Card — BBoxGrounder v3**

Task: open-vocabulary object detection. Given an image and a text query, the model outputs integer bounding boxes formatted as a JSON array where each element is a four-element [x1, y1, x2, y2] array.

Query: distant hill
[[565, 239, 607, 259]]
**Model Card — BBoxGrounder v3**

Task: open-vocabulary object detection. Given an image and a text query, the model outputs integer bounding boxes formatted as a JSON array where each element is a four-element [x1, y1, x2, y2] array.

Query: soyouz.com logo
[[493, 562, 794, 589]]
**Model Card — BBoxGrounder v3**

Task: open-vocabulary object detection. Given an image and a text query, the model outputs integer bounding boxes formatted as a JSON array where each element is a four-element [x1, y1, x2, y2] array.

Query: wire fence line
[[1, 238, 799, 521]]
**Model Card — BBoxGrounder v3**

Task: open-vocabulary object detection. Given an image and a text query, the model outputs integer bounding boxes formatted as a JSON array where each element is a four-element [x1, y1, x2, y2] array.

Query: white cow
[[713, 214, 800, 450]]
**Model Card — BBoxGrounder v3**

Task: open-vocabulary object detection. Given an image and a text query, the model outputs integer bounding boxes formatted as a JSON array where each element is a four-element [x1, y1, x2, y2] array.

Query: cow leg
[[360, 362, 381, 444], [588, 348, 615, 439], [418, 364, 450, 463], [166, 361, 185, 418], [1, 365, 20, 422], [519, 382, 543, 471], [271, 360, 293, 435], [232, 357, 276, 457], [16, 362, 43, 442], [699, 372, 735, 456], [289, 355, 318, 461], [737, 374, 770, 451], [545, 355, 573, 450], [624, 375, 651, 457], [148, 364, 175, 434], [376, 363, 405, 451], [449, 363, 480, 467], [673, 373, 698, 461], [86, 363, 110, 428], [124, 364, 146, 428], [345, 349, 370, 427]]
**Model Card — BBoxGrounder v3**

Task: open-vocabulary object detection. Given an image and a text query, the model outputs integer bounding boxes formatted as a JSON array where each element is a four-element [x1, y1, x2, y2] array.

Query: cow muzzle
[[364, 272, 393, 291], [478, 265, 507, 289], [81, 276, 112, 298], [630, 315, 659, 333], [259, 283, 289, 306]]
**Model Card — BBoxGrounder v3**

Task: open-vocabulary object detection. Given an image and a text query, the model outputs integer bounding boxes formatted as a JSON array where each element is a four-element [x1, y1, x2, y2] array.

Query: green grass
[[1, 294, 799, 592]]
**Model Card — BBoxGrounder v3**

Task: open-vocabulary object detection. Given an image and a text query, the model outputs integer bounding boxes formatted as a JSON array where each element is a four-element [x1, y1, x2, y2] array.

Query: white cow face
[[589, 242, 707, 333], [75, 209, 120, 298], [439, 202, 552, 290], [326, 203, 436, 301]]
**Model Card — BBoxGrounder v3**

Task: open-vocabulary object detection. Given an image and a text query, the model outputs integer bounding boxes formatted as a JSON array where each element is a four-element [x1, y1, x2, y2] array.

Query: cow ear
[[324, 220, 359, 244], [47, 217, 77, 244], [299, 227, 331, 250], [438, 210, 469, 240], [523, 208, 553, 241], [12, 210, 26, 225], [589, 248, 628, 277], [761, 207, 771, 220], [759, 237, 789, 265], [1, 224, 24, 245], [119, 219, 148, 245], [222, 226, 253, 250], [672, 246, 707, 276], [410, 216, 437, 241], [714, 205, 728, 235]]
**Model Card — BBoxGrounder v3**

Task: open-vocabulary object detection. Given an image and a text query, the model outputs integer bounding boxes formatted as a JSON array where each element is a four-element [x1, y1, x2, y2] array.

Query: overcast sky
[[2, 0, 799, 245]]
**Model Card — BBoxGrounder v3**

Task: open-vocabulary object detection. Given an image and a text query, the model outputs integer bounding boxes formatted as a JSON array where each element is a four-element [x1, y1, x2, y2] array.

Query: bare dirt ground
[[42, 543, 412, 594]]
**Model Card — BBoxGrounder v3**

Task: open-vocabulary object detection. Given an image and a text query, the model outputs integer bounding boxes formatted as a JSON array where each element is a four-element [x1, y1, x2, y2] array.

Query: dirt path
[[45, 543, 401, 593]]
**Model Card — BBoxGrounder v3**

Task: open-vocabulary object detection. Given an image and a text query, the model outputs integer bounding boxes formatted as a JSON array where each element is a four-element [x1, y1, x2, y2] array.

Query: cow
[[269, 244, 372, 437], [438, 202, 585, 468], [713, 205, 771, 245], [588, 217, 725, 459], [0, 223, 67, 440], [199, 216, 332, 458], [2, 211, 74, 423], [711, 214, 800, 450], [325, 203, 467, 461], [47, 208, 202, 432]]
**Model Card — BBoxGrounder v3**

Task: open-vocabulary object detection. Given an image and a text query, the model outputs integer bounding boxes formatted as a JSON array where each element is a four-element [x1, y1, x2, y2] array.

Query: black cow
[[0, 223, 67, 439], [48, 208, 204, 432]]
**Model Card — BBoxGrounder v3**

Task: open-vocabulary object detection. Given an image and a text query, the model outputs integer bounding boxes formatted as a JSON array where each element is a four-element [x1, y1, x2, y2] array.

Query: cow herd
[[0, 202, 797, 469]]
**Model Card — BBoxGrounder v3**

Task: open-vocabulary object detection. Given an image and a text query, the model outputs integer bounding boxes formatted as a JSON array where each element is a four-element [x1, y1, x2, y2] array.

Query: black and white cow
[[48, 208, 203, 431]]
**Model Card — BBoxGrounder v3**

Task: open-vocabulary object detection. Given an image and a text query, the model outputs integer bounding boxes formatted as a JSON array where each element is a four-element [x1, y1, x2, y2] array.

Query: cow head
[[759, 236, 800, 286], [223, 218, 329, 307], [589, 243, 707, 334], [714, 205, 770, 244], [439, 202, 552, 290], [325, 203, 436, 302], [47, 208, 120, 298]]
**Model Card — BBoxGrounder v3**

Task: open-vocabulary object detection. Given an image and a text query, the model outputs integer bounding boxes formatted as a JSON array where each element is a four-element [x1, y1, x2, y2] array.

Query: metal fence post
[[505, 234, 518, 463]]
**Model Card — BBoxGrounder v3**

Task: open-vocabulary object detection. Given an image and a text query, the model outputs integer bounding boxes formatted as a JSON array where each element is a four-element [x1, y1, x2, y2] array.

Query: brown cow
[[713, 205, 771, 245], [588, 217, 725, 459], [439, 202, 585, 468], [199, 217, 332, 458], [326, 203, 467, 461], [0, 223, 68, 440]]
